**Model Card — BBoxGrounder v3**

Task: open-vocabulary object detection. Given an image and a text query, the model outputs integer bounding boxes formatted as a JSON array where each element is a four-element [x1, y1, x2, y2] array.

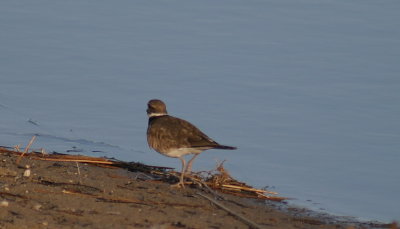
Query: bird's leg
[[171, 157, 186, 188], [185, 153, 200, 174]]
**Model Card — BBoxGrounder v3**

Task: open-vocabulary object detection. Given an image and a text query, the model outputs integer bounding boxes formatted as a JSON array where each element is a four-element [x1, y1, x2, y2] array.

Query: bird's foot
[[184, 167, 192, 174], [171, 181, 185, 189]]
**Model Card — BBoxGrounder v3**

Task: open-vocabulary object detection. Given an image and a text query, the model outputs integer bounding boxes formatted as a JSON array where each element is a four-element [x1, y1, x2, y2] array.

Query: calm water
[[1, 0, 399, 222]]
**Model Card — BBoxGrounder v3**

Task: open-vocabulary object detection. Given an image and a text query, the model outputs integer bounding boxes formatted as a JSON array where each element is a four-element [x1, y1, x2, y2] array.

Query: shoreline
[[0, 146, 396, 229]]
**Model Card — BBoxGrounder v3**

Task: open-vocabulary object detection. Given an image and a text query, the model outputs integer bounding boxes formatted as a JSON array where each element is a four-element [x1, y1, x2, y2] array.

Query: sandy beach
[[0, 147, 396, 229]]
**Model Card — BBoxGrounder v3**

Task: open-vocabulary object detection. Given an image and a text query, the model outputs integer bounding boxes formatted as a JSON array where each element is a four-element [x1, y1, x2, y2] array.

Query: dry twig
[[16, 135, 36, 164], [197, 192, 263, 229]]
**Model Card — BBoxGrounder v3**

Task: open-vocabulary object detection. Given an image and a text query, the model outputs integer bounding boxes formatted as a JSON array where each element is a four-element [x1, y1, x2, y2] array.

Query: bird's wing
[[149, 116, 219, 149]]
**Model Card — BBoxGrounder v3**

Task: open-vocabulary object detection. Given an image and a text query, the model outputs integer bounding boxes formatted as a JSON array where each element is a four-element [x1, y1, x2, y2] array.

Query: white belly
[[163, 147, 205, 158]]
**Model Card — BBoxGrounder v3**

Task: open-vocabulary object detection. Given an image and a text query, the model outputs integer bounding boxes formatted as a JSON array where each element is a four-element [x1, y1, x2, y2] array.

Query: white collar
[[148, 113, 167, 117]]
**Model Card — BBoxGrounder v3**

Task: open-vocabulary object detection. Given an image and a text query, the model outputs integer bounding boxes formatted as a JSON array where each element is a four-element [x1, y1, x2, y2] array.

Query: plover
[[146, 99, 236, 187]]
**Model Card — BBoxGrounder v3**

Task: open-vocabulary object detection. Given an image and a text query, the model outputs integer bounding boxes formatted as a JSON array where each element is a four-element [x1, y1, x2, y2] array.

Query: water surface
[[1, 0, 399, 222]]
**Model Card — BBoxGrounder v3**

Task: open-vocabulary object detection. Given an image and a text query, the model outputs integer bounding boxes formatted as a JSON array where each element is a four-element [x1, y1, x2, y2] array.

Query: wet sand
[[0, 147, 396, 229]]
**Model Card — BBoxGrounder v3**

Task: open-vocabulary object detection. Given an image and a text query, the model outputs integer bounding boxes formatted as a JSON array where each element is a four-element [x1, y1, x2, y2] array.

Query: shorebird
[[146, 99, 236, 187]]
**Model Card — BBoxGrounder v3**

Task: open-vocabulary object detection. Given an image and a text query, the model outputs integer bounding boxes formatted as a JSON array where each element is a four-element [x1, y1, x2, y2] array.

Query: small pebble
[[0, 200, 9, 207], [23, 169, 31, 177]]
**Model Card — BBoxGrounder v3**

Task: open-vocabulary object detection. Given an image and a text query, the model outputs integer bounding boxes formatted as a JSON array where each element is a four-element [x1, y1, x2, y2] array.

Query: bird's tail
[[214, 145, 237, 150]]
